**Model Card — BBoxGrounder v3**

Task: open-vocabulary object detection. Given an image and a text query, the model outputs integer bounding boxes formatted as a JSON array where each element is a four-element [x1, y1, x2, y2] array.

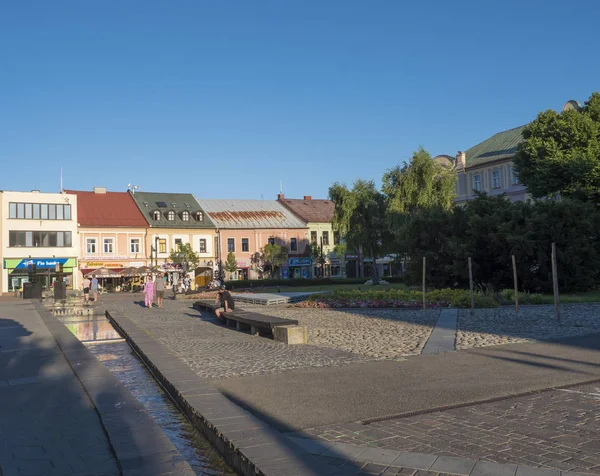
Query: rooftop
[[465, 125, 526, 168], [64, 189, 147, 227], [198, 199, 308, 229], [129, 191, 215, 229], [277, 196, 334, 223]]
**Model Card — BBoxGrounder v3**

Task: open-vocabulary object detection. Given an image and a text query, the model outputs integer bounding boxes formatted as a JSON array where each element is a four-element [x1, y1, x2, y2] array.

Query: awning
[[81, 268, 124, 278]]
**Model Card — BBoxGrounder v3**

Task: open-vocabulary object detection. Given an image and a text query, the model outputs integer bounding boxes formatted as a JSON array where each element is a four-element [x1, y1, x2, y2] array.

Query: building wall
[[455, 159, 528, 204], [305, 222, 345, 277], [1, 191, 80, 293]]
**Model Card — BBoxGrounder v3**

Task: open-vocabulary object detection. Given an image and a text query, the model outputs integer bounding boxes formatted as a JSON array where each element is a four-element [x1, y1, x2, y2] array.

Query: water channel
[[57, 312, 236, 475]]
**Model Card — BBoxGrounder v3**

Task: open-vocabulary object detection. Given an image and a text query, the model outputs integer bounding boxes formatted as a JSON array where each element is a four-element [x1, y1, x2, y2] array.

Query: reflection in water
[[60, 315, 235, 475]]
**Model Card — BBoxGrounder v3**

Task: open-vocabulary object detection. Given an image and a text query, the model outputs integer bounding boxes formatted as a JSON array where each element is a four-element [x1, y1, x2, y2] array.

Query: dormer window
[[182, 211, 190, 221], [152, 210, 161, 221], [195, 211, 204, 222], [167, 210, 175, 221]]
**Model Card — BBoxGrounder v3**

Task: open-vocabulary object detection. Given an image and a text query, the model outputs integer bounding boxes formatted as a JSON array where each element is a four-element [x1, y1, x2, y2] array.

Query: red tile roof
[[65, 190, 148, 227], [278, 198, 334, 223]]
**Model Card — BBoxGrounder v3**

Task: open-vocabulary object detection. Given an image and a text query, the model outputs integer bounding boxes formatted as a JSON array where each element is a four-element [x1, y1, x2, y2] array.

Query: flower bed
[[294, 288, 498, 309]]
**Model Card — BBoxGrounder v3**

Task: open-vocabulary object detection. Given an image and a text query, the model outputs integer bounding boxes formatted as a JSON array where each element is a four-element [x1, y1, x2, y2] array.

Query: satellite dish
[[563, 100, 582, 112]]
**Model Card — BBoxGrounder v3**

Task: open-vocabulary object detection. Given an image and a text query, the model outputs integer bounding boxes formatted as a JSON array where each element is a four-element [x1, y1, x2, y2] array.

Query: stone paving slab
[[422, 309, 457, 354]]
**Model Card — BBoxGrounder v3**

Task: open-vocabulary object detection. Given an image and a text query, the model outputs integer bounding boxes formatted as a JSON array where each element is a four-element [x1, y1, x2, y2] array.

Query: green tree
[[224, 251, 238, 280], [514, 92, 600, 202], [308, 243, 326, 277], [261, 243, 288, 278], [169, 243, 199, 274]]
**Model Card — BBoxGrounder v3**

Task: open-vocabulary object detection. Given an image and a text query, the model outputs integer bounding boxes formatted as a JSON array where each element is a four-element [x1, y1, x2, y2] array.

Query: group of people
[[82, 276, 99, 304], [143, 273, 166, 308]]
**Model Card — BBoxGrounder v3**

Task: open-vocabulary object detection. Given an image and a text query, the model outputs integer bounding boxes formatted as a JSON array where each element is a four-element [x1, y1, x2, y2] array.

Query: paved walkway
[[0, 301, 120, 476], [422, 308, 458, 354]]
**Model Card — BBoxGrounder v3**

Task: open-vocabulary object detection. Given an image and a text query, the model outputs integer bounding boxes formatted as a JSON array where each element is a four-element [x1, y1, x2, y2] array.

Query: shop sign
[[14, 258, 69, 269], [84, 262, 125, 268], [288, 257, 312, 266], [236, 260, 249, 268]]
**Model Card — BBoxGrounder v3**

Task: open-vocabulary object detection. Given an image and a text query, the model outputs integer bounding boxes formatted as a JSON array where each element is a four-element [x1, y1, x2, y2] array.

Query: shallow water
[[59, 313, 236, 475]]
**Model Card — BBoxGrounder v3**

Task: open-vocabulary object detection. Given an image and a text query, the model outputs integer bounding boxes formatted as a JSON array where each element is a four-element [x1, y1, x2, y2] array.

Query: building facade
[[129, 191, 217, 287], [198, 199, 309, 280], [66, 188, 149, 282], [1, 190, 80, 294], [277, 194, 345, 278]]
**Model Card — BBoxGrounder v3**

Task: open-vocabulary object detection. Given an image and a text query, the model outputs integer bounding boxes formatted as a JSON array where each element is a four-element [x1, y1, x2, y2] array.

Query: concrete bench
[[193, 300, 307, 344]]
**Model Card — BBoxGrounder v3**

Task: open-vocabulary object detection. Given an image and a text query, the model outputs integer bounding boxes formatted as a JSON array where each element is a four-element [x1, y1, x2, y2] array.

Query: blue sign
[[288, 257, 312, 266], [282, 268, 289, 279], [15, 258, 69, 269]]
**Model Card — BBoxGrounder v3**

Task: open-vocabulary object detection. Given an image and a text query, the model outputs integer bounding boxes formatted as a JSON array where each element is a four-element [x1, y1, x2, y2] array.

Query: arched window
[[152, 210, 161, 221], [196, 211, 204, 222], [167, 210, 175, 221], [182, 211, 190, 221]]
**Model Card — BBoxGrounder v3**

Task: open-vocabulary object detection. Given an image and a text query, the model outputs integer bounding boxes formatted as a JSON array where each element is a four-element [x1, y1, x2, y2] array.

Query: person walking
[[144, 274, 155, 308], [156, 273, 165, 309], [214, 285, 235, 319], [91, 277, 99, 302], [82, 276, 91, 304]]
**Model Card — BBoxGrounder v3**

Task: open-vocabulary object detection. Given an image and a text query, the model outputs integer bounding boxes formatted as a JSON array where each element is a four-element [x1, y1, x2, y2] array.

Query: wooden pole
[[468, 257, 475, 315], [551, 242, 561, 323], [422, 256, 426, 311], [512, 254, 519, 312]]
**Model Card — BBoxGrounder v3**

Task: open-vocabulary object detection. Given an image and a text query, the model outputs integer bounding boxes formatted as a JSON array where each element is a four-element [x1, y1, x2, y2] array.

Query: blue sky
[[1, 0, 599, 199]]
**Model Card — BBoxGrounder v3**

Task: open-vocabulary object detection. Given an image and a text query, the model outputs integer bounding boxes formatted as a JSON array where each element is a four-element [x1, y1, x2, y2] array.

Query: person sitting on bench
[[215, 285, 235, 318]]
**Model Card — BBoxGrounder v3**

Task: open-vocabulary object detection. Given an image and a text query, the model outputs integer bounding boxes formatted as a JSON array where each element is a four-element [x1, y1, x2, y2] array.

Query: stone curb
[[32, 302, 195, 476], [106, 309, 362, 475]]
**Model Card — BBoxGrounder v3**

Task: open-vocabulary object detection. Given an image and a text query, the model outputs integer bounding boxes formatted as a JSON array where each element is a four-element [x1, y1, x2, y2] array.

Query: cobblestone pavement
[[102, 297, 375, 379], [301, 382, 600, 474], [243, 304, 439, 358], [457, 304, 600, 350]]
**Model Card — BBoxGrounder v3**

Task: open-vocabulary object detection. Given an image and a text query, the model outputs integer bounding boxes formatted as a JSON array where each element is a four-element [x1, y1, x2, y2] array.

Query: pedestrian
[[184, 275, 190, 292], [91, 276, 99, 302], [214, 285, 235, 319], [156, 272, 165, 309], [144, 273, 155, 308], [82, 276, 91, 304]]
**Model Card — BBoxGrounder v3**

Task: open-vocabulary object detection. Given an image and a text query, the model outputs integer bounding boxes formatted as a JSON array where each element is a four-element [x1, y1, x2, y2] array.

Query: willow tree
[[329, 180, 390, 281]]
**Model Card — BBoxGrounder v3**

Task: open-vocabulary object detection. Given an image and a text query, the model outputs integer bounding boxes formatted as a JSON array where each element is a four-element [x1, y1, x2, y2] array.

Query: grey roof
[[130, 191, 216, 229], [466, 125, 526, 168], [197, 199, 308, 229]]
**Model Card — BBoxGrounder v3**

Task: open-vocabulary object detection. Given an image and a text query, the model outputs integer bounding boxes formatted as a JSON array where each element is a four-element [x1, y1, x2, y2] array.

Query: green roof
[[465, 125, 526, 168], [129, 191, 216, 229]]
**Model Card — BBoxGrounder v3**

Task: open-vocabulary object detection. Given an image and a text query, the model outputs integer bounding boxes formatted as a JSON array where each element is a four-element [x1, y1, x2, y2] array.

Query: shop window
[[130, 239, 140, 253], [311, 231, 317, 244], [158, 238, 167, 253], [87, 238, 97, 254], [182, 211, 190, 221], [103, 238, 114, 254], [153, 210, 161, 221], [322, 231, 330, 246], [227, 238, 235, 252], [290, 238, 297, 252], [168, 210, 175, 221], [199, 239, 207, 253], [331, 266, 341, 277], [242, 238, 249, 252]]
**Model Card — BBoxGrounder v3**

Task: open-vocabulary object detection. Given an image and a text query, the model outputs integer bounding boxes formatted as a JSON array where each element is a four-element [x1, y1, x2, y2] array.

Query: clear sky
[[1, 1, 599, 199]]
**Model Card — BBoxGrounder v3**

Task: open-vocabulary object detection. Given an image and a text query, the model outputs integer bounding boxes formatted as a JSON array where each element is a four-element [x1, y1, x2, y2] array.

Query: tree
[[308, 243, 326, 277], [224, 252, 238, 280], [169, 243, 199, 274], [329, 180, 391, 282], [262, 243, 288, 278], [514, 92, 600, 202]]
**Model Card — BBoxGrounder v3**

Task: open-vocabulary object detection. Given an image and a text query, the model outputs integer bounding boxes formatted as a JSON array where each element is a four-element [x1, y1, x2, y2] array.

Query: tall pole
[[551, 242, 561, 323], [468, 257, 475, 315], [512, 254, 519, 312], [422, 256, 426, 311]]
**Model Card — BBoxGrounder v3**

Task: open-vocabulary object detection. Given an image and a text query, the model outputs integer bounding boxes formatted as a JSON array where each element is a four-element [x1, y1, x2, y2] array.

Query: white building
[[1, 190, 80, 294]]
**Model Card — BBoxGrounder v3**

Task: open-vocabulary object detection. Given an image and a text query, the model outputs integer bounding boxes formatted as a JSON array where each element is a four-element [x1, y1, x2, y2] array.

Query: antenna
[[128, 184, 141, 194], [60, 167, 63, 192], [280, 180, 283, 194]]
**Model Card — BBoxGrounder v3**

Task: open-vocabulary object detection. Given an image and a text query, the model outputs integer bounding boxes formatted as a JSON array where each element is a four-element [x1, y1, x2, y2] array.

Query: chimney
[[277, 193, 285, 200], [303, 196, 312, 200], [93, 187, 107, 194], [456, 151, 466, 170]]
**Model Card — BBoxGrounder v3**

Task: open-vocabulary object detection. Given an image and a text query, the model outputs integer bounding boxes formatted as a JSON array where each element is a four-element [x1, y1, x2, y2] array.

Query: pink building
[[198, 199, 309, 280]]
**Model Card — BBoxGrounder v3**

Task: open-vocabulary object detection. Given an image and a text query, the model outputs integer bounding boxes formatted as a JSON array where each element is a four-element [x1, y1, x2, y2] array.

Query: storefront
[[286, 257, 312, 279], [235, 259, 250, 281], [3, 257, 78, 292]]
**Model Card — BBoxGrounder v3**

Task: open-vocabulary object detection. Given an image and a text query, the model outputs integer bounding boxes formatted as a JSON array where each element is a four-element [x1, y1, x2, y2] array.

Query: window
[[17, 203, 24, 218], [311, 231, 317, 244], [9, 203, 16, 218], [64, 204, 71, 220], [290, 238, 297, 252], [33, 204, 40, 219], [26, 232, 33, 247], [492, 170, 501, 189], [322, 231, 329, 246], [103, 238, 114, 254], [334, 232, 340, 245], [511, 167, 519, 185], [168, 210, 175, 221], [472, 175, 481, 192], [196, 211, 204, 222], [57, 232, 64, 247], [158, 238, 167, 253], [9, 231, 71, 247], [268, 237, 275, 246], [48, 204, 56, 220], [65, 232, 72, 247], [182, 211, 190, 221], [25, 203, 32, 219], [86, 238, 97, 254], [227, 238, 235, 252], [199, 239, 207, 253], [130, 238, 140, 253], [41, 204, 48, 219], [153, 210, 161, 221], [242, 238, 249, 252], [174, 238, 182, 250]]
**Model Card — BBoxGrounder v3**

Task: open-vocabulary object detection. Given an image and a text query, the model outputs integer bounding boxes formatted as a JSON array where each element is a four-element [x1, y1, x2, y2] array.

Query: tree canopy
[[514, 92, 600, 202], [252, 243, 288, 279], [169, 243, 199, 272], [224, 251, 238, 278]]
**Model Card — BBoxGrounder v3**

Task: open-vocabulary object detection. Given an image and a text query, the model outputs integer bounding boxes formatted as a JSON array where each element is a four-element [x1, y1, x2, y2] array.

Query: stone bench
[[193, 300, 307, 344]]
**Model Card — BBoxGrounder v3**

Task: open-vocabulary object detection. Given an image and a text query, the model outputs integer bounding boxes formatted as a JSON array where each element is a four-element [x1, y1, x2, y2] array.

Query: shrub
[[224, 277, 368, 289]]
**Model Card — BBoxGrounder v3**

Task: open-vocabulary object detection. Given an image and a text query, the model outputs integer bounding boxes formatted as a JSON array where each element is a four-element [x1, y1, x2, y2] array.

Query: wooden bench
[[193, 300, 304, 343]]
